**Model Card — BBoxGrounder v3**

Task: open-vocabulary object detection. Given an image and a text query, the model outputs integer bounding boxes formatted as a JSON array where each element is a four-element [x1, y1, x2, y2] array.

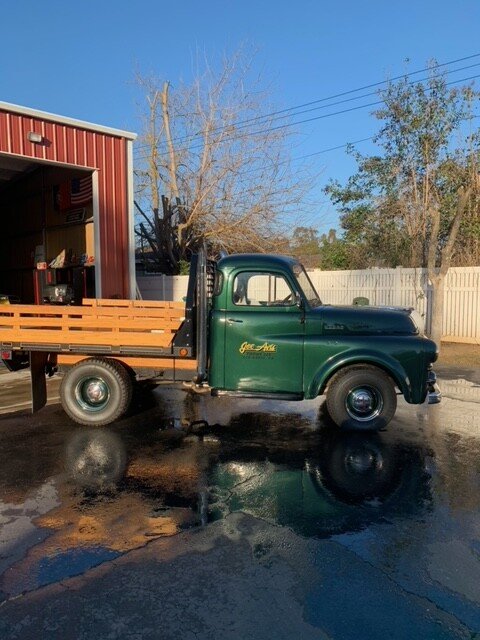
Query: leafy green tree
[[290, 226, 321, 266], [318, 229, 351, 270], [325, 68, 480, 346]]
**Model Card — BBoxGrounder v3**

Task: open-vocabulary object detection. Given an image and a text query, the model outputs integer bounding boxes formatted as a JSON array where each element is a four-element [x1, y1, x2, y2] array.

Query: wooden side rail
[[0, 299, 186, 350], [82, 298, 185, 310]]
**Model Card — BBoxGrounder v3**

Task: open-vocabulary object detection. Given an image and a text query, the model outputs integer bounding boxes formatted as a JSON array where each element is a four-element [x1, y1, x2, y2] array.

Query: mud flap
[[30, 351, 48, 413]]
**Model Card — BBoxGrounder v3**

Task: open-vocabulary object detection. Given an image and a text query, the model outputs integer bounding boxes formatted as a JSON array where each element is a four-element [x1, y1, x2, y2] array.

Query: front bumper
[[427, 369, 442, 404]]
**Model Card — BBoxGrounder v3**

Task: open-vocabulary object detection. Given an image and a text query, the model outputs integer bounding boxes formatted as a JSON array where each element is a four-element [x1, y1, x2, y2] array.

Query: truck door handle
[[227, 318, 243, 324]]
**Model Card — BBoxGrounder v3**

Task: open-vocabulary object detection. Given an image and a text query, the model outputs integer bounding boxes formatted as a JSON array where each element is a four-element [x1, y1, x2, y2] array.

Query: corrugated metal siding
[[0, 108, 131, 298]]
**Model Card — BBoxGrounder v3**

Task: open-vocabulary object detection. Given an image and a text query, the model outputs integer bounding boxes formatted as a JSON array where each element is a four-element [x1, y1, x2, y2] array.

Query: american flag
[[55, 175, 93, 211], [71, 176, 92, 205]]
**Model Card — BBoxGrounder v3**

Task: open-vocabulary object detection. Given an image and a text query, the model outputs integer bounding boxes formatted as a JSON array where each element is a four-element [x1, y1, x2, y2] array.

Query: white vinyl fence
[[137, 266, 480, 343], [137, 274, 190, 303]]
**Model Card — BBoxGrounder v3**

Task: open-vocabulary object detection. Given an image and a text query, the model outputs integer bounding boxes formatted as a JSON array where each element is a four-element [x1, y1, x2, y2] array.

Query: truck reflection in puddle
[[0, 411, 432, 599], [208, 422, 431, 538], [61, 413, 432, 542]]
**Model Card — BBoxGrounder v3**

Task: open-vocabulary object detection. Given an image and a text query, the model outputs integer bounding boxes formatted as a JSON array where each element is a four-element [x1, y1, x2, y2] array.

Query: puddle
[[207, 430, 433, 538], [0, 390, 480, 605]]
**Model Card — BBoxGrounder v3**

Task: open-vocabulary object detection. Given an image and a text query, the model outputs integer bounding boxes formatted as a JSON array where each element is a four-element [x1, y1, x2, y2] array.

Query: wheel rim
[[344, 446, 383, 474], [345, 386, 384, 422], [74, 376, 110, 412]]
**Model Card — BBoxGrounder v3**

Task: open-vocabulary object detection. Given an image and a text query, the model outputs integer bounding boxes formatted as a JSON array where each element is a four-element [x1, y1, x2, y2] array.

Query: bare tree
[[134, 50, 314, 273]]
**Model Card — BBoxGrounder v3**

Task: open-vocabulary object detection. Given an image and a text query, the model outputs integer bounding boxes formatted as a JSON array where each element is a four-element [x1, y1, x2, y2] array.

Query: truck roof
[[217, 253, 299, 271]]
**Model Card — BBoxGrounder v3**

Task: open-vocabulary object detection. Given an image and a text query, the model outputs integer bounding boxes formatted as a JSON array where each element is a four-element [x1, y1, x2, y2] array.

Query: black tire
[[316, 432, 401, 504], [60, 358, 133, 426], [326, 366, 397, 431]]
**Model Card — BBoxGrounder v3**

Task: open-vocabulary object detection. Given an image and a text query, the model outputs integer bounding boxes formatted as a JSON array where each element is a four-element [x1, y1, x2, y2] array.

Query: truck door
[[223, 270, 304, 395]]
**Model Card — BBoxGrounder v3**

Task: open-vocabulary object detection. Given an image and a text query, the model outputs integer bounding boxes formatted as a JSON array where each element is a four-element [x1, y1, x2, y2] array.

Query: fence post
[[393, 267, 402, 307], [424, 272, 432, 336]]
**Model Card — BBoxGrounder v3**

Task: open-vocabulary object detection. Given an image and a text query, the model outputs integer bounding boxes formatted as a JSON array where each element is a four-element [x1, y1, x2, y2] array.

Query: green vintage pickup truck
[[206, 253, 440, 431], [1, 251, 440, 430]]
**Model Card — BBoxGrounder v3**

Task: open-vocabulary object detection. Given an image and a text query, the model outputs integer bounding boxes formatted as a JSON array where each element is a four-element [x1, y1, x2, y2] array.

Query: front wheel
[[60, 358, 133, 426], [326, 366, 397, 431]]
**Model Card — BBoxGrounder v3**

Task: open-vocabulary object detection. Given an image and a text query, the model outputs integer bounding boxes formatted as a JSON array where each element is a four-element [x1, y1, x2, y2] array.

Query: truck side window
[[213, 271, 224, 296], [233, 272, 294, 306]]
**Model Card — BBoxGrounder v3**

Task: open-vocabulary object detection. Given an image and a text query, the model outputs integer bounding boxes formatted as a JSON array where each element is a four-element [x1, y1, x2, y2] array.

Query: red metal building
[[0, 101, 136, 301]]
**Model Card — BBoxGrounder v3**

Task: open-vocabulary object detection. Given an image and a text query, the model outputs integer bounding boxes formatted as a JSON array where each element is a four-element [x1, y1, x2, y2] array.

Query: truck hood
[[312, 304, 419, 336]]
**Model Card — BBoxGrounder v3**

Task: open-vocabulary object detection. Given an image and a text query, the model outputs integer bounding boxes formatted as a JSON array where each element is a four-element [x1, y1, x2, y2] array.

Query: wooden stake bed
[[0, 299, 187, 357]]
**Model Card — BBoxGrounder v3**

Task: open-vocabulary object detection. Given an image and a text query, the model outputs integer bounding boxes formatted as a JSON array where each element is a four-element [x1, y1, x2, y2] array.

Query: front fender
[[306, 349, 412, 401]]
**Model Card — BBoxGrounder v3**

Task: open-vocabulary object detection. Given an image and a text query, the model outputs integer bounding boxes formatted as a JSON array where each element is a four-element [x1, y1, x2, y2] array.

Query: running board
[[211, 389, 303, 401]]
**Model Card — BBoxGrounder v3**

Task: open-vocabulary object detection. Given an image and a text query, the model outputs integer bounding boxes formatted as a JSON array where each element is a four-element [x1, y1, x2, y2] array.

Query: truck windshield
[[292, 264, 322, 307]]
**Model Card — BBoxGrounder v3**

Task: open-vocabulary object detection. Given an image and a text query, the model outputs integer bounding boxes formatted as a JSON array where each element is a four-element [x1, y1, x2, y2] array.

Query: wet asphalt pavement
[[0, 368, 479, 639]]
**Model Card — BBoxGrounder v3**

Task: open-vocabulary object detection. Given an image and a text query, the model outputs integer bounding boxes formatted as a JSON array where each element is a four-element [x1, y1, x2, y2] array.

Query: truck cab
[[208, 254, 440, 430]]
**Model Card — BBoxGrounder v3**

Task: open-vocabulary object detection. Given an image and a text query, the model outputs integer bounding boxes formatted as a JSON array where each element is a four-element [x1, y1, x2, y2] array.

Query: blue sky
[[2, 0, 480, 233]]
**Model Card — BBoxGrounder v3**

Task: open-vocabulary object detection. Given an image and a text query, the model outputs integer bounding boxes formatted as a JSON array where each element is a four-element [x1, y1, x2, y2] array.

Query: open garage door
[[0, 155, 96, 304]]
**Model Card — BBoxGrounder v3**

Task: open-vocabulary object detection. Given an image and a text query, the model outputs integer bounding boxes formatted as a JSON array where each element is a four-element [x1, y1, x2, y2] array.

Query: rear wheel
[[326, 366, 397, 431], [60, 358, 133, 426]]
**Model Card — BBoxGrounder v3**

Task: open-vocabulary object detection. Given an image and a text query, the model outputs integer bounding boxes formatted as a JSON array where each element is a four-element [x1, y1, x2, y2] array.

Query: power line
[[238, 112, 480, 177], [136, 54, 480, 150], [133, 52, 480, 155], [194, 61, 480, 138], [156, 111, 480, 185], [133, 73, 480, 162]]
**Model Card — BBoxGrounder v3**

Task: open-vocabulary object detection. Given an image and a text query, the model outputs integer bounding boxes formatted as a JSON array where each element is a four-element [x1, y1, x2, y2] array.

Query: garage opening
[[0, 154, 96, 304]]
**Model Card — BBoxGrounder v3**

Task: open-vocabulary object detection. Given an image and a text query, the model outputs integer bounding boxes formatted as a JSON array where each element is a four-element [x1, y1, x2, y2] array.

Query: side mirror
[[294, 292, 303, 308]]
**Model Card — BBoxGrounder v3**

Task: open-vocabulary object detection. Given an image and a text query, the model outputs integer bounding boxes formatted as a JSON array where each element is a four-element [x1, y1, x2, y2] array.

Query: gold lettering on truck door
[[239, 342, 277, 355]]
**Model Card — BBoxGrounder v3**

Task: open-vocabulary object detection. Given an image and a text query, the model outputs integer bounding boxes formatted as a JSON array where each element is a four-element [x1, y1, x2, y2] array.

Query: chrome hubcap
[[75, 377, 110, 412], [345, 386, 383, 422], [346, 451, 376, 473]]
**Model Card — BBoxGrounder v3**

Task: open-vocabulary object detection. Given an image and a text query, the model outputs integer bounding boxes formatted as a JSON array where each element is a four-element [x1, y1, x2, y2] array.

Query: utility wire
[[172, 112, 480, 183], [190, 61, 480, 138], [133, 53, 480, 155], [133, 73, 480, 162]]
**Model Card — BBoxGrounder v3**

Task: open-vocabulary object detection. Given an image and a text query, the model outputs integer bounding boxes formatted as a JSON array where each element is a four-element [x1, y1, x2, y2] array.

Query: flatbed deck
[[0, 299, 186, 357]]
